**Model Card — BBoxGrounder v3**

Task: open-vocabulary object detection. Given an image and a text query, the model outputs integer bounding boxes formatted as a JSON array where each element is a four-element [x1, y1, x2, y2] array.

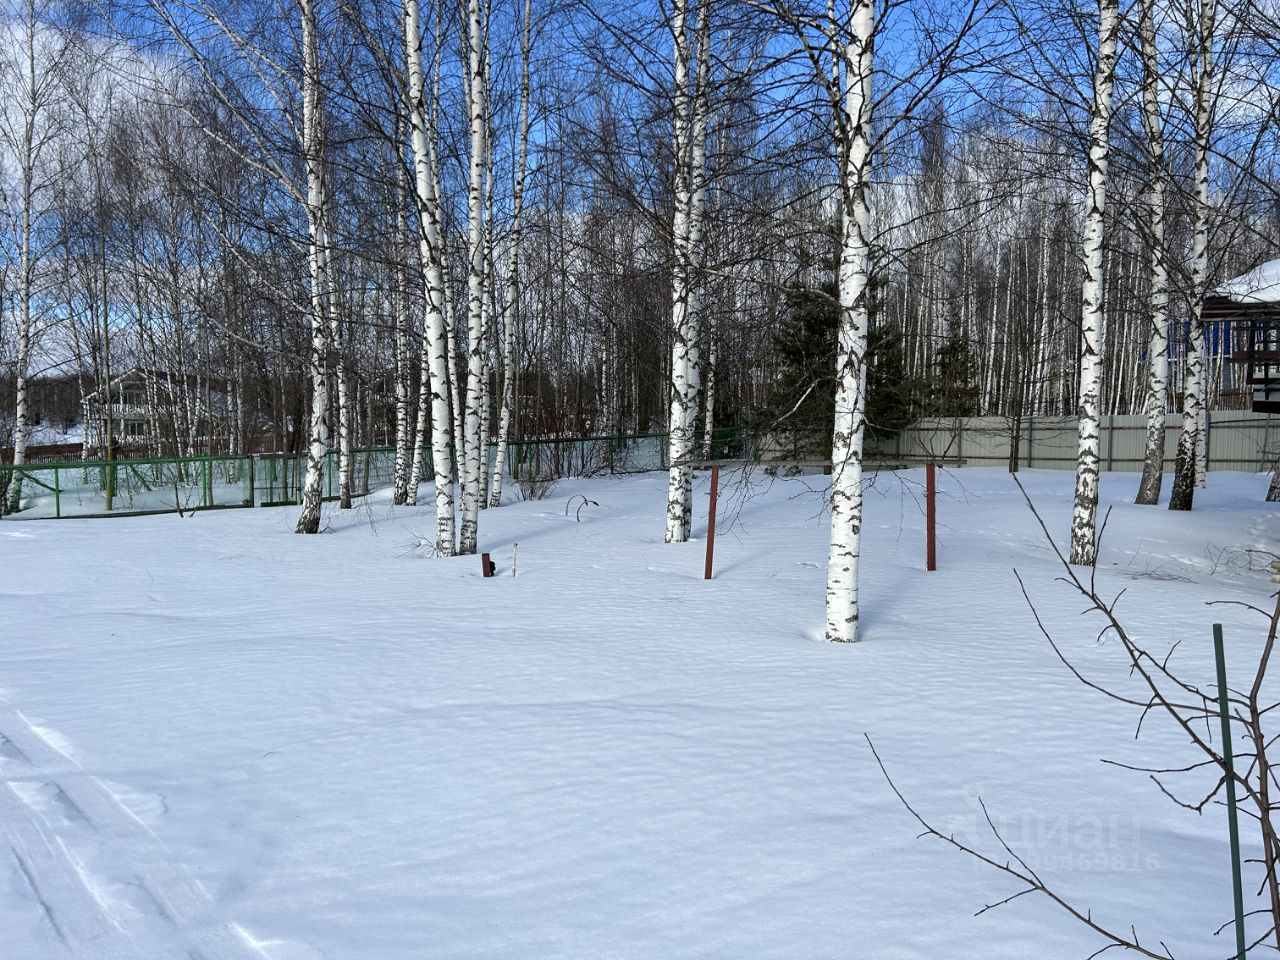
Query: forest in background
[[1, 0, 1278, 460]]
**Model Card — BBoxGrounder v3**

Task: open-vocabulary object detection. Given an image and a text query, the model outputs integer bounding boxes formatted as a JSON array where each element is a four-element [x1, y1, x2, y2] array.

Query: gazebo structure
[[1204, 259, 1280, 413]]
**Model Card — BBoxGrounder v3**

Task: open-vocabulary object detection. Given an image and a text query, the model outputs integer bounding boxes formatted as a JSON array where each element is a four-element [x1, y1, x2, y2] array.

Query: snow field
[[1, 467, 1277, 958]]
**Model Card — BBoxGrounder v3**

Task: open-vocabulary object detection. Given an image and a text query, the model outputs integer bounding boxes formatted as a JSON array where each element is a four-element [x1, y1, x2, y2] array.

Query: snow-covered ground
[[24, 423, 84, 446], [1, 467, 1276, 959]]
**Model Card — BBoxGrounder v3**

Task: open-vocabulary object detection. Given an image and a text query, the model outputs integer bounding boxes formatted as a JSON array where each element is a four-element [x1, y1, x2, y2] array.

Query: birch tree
[[489, 0, 533, 509], [1134, 0, 1169, 507], [1169, 0, 1216, 513], [392, 132, 412, 506], [321, 222, 352, 509], [295, 0, 334, 534], [825, 0, 875, 642], [458, 0, 490, 555], [2, 0, 67, 513], [477, 128, 496, 509], [404, 0, 457, 555], [664, 0, 710, 544], [700, 304, 717, 462], [1067, 0, 1119, 566]]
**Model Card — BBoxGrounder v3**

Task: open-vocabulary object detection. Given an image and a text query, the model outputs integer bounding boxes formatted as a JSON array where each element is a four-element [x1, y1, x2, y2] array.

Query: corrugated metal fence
[[873, 412, 1280, 472]]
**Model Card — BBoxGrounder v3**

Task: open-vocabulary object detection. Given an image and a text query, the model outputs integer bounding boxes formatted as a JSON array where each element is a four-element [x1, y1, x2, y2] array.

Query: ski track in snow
[[0, 704, 274, 960]]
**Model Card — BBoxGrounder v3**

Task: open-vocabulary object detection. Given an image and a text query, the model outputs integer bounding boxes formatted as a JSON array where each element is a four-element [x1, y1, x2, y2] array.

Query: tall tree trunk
[[479, 162, 496, 509], [1170, 0, 1216, 511], [8, 157, 32, 514], [325, 241, 352, 509], [1136, 0, 1169, 505], [393, 118, 412, 506], [447, 296, 463, 461], [826, 0, 874, 642], [6, 0, 41, 514], [490, 0, 532, 508], [664, 0, 709, 543], [458, 0, 489, 555], [404, 0, 457, 554], [701, 300, 718, 462], [295, 0, 332, 534], [406, 328, 431, 506], [1068, 0, 1119, 565]]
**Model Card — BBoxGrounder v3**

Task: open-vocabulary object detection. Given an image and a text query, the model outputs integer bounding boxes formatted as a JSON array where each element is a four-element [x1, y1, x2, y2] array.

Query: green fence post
[[202, 459, 210, 508], [54, 466, 60, 518], [1214, 623, 1247, 960], [248, 456, 256, 506]]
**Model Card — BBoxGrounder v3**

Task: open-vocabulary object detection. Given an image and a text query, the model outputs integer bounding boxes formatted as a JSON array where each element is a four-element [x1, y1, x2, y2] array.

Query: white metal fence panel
[[870, 412, 1280, 472]]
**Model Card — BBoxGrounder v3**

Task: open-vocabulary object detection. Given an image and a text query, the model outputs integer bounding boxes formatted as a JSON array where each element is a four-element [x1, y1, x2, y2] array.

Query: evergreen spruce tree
[[760, 276, 923, 457], [928, 319, 979, 417]]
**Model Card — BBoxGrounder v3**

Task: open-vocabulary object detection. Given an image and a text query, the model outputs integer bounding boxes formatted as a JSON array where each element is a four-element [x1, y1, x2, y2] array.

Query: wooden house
[[1204, 259, 1280, 413]]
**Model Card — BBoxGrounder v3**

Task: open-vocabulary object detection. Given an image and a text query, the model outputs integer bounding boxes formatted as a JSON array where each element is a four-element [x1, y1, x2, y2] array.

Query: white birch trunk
[[478, 128, 496, 509], [701, 303, 718, 462], [1136, 0, 1169, 506], [458, 0, 489, 555], [322, 239, 352, 509], [295, 0, 332, 535], [393, 137, 411, 506], [8, 151, 32, 514], [406, 328, 431, 506], [1068, 0, 1119, 565], [1170, 0, 1215, 511], [489, 0, 533, 509], [6, 0, 41, 513], [825, 0, 874, 643], [446, 296, 463, 464], [664, 0, 709, 543], [393, 280, 411, 505], [404, 0, 456, 553]]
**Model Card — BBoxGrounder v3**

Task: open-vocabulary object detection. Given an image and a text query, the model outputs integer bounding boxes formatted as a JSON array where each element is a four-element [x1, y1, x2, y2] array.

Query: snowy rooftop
[[1215, 258, 1280, 303]]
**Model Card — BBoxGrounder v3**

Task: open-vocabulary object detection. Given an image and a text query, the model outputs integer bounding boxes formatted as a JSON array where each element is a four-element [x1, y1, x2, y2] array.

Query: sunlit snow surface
[[1, 467, 1277, 958]]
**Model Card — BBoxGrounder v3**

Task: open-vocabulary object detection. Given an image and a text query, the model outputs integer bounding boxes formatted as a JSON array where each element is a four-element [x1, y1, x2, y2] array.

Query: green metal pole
[[54, 467, 60, 519], [202, 459, 210, 508], [1214, 623, 1247, 960]]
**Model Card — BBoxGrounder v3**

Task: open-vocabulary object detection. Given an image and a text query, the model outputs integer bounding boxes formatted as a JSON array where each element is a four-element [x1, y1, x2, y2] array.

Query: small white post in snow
[[512, 543, 518, 578]]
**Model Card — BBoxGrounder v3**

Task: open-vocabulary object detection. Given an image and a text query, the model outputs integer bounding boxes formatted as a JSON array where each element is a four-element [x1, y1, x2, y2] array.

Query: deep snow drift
[[1, 467, 1277, 959]]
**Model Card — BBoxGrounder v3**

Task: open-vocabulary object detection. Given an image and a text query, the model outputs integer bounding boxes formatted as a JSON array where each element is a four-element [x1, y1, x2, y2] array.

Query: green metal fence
[[0, 454, 255, 519], [255, 447, 400, 507], [0, 429, 751, 521]]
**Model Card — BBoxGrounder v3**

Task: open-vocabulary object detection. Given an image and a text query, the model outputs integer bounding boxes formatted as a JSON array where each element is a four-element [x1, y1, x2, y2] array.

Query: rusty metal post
[[926, 461, 937, 572], [704, 464, 720, 580], [482, 552, 495, 577]]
